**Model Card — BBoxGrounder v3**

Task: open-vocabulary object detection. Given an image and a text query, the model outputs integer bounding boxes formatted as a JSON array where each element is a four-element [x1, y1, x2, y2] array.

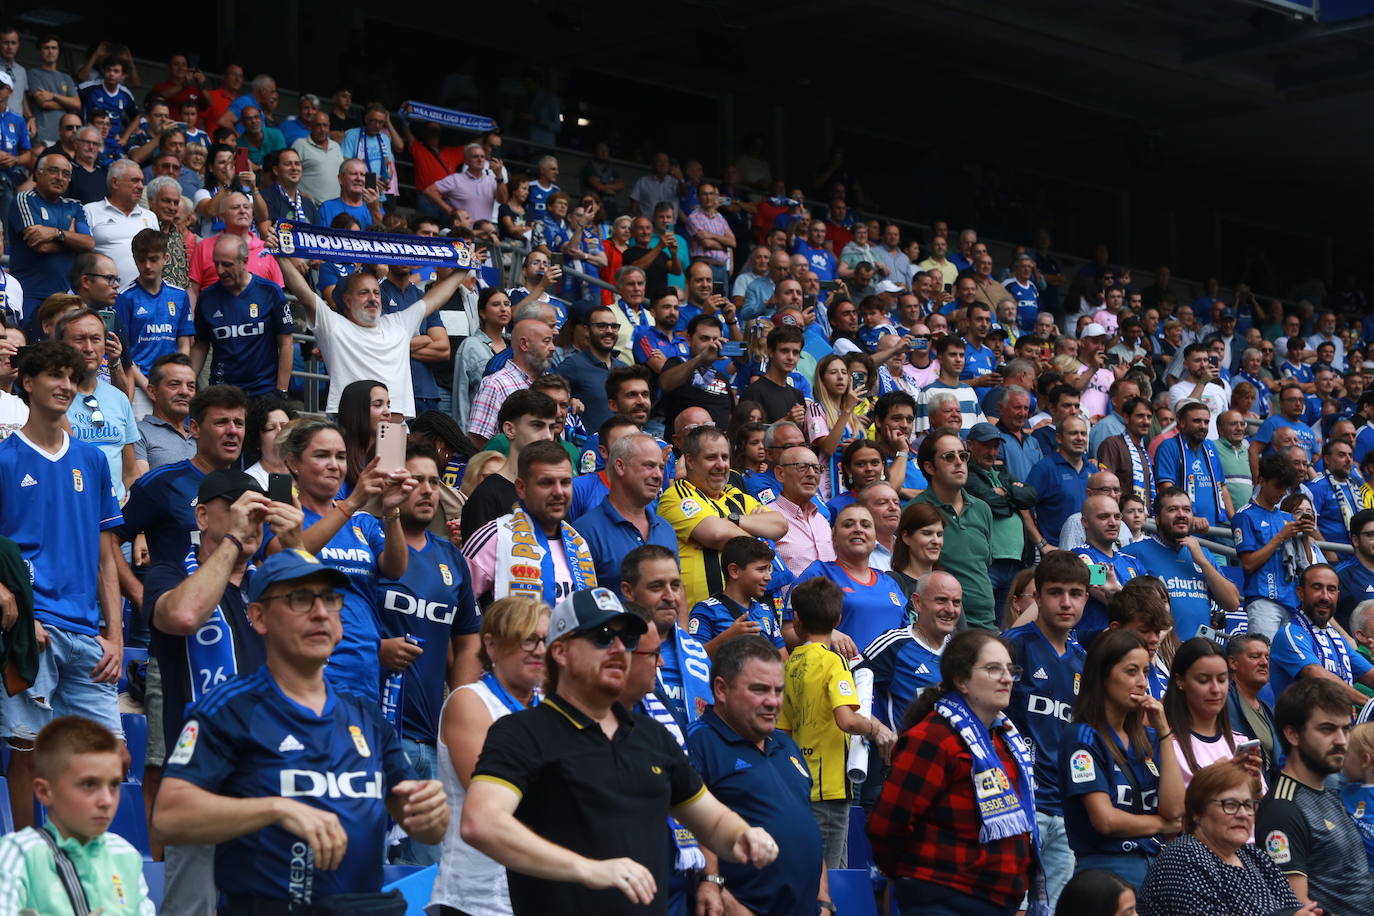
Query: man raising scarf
[[868, 629, 1050, 916], [1271, 563, 1374, 703], [142, 470, 305, 914], [464, 441, 597, 608]]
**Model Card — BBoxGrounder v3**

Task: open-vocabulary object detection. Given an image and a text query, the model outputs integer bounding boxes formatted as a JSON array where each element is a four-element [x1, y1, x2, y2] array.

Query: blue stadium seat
[[142, 860, 164, 909], [121, 713, 148, 784], [381, 864, 436, 915], [827, 868, 879, 916], [847, 805, 874, 872], [109, 782, 149, 859], [0, 777, 12, 834]]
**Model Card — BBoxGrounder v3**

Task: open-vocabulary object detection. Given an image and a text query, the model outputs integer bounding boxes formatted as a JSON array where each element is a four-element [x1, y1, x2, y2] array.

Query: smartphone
[[1087, 563, 1107, 587], [549, 252, 564, 267], [802, 293, 816, 311], [375, 421, 406, 472], [364, 171, 378, 191], [911, 337, 929, 351], [1235, 738, 1262, 756], [1104, 352, 1120, 367], [233, 147, 250, 175], [850, 371, 867, 392], [98, 309, 116, 333], [720, 340, 746, 358], [711, 281, 726, 298], [1209, 355, 1220, 367], [267, 472, 293, 504], [820, 280, 840, 291], [1196, 624, 1225, 645], [943, 283, 953, 293]]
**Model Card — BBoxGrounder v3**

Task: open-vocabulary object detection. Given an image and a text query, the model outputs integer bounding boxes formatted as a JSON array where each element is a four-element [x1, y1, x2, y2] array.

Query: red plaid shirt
[[867, 716, 1032, 907]]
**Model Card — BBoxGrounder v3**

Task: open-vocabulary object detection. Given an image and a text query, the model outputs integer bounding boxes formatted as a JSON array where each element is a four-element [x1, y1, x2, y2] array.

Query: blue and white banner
[[402, 101, 497, 133], [275, 221, 474, 269]]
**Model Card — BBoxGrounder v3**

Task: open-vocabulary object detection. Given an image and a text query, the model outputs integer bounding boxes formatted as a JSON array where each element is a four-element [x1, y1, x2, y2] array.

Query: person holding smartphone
[[1162, 637, 1266, 789]]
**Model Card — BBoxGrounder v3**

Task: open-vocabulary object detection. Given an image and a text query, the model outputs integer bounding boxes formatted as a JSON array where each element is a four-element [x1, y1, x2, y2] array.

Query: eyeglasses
[[61, 124, 79, 132], [1210, 798, 1258, 816], [937, 449, 970, 464], [974, 663, 1023, 681], [583, 625, 640, 651], [264, 588, 345, 614], [82, 394, 105, 428], [633, 648, 662, 661], [83, 272, 121, 286], [42, 165, 74, 176], [779, 462, 822, 474], [517, 634, 545, 653], [590, 321, 621, 331]]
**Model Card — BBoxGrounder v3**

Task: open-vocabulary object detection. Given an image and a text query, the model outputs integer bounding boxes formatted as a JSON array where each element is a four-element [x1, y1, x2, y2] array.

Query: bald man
[[1057, 470, 1130, 552]]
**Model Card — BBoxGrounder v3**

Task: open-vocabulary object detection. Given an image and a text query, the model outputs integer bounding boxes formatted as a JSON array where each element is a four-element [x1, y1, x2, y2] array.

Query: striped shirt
[[467, 361, 534, 441]]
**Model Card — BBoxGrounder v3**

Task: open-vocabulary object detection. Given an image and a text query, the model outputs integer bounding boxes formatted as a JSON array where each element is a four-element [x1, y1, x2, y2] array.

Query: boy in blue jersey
[[0, 341, 125, 831], [154, 549, 449, 910], [78, 61, 137, 163], [688, 537, 786, 655], [190, 234, 293, 397], [376, 447, 482, 865], [1004, 552, 1089, 906], [114, 228, 192, 414], [1233, 454, 1306, 640]]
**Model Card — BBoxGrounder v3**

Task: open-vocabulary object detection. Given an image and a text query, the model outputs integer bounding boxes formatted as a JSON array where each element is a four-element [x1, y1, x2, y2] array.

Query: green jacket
[[0, 822, 154, 914], [0, 535, 38, 696]]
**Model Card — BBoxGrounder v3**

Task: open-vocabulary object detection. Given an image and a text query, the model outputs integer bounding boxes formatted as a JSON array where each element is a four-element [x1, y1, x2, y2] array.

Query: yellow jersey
[[657, 479, 761, 609], [778, 641, 859, 801]]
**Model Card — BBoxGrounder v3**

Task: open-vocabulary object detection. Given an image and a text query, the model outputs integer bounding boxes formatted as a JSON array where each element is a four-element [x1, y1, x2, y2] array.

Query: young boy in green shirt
[[0, 716, 154, 914], [779, 577, 894, 868]]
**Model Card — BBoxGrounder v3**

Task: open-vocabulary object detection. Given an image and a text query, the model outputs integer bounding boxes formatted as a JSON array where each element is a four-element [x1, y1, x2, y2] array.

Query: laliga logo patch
[[680, 498, 702, 518], [1265, 830, 1291, 864], [1069, 749, 1095, 783], [349, 724, 371, 758], [169, 720, 199, 765]]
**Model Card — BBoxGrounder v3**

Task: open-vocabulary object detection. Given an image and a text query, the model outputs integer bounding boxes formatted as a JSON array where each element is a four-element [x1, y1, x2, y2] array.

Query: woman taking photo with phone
[[807, 354, 866, 502], [1061, 629, 1185, 886], [336, 378, 390, 497]]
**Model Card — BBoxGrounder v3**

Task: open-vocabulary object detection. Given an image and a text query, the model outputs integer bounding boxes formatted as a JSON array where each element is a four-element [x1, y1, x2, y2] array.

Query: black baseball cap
[[197, 470, 265, 504]]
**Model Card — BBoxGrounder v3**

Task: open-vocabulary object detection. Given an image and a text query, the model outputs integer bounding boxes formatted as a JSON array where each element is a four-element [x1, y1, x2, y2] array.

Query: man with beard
[[1257, 678, 1374, 911], [462, 587, 779, 915], [1270, 564, 1374, 702], [1123, 486, 1240, 642], [1154, 399, 1234, 529], [561, 306, 629, 436]]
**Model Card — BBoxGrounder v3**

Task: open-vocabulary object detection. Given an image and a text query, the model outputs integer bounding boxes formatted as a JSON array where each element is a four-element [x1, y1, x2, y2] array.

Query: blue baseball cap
[[547, 587, 649, 647], [247, 549, 349, 604]]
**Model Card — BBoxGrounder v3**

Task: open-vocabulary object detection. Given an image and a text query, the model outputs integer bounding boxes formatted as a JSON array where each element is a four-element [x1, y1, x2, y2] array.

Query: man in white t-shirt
[[1168, 341, 1231, 438], [276, 254, 469, 419], [0, 324, 28, 438]]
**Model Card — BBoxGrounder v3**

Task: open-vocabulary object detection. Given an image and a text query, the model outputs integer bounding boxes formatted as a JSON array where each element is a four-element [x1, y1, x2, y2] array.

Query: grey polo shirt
[[135, 415, 197, 469]]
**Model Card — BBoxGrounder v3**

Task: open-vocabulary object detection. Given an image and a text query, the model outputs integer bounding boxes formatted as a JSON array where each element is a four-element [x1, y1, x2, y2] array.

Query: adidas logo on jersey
[[278, 734, 305, 752], [135, 306, 148, 316], [19, 474, 36, 487], [212, 310, 223, 318], [1033, 667, 1048, 680], [914, 664, 930, 675], [734, 758, 752, 771]]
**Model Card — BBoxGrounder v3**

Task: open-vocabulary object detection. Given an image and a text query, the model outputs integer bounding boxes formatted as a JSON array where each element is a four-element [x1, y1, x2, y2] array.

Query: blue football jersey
[[376, 533, 480, 743], [164, 667, 415, 903], [1061, 721, 1164, 858], [115, 280, 193, 374], [1067, 544, 1144, 637], [193, 276, 293, 395], [789, 562, 907, 656], [1231, 501, 1297, 606], [0, 432, 122, 634], [1005, 623, 1086, 815], [688, 594, 784, 649], [116, 459, 204, 565], [858, 627, 943, 729]]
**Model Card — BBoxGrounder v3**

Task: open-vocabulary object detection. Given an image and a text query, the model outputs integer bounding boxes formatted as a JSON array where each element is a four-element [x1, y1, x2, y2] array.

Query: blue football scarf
[[666, 627, 713, 723], [1121, 432, 1155, 504], [182, 547, 252, 710], [1293, 609, 1353, 683], [401, 101, 497, 133], [639, 693, 705, 873], [481, 671, 539, 712], [935, 691, 1049, 916], [274, 220, 475, 270]]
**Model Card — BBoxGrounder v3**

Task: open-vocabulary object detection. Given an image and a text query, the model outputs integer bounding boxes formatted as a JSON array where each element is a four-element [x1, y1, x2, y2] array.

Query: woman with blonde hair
[[430, 597, 550, 916], [450, 450, 508, 534], [599, 214, 633, 306], [808, 353, 867, 501]]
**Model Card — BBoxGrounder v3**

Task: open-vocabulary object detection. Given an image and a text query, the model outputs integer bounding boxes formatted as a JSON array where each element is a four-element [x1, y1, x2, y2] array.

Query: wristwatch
[[727, 511, 742, 525], [702, 874, 725, 887], [56, 229, 66, 244], [818, 901, 836, 913]]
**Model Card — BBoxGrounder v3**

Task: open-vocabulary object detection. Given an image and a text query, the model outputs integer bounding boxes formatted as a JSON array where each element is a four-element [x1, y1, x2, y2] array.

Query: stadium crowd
[[0, 25, 1372, 916]]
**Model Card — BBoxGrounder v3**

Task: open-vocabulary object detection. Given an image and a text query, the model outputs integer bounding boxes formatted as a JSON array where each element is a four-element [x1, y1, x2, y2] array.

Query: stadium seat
[[121, 713, 148, 784], [827, 868, 879, 916], [109, 782, 150, 859], [143, 860, 164, 909], [0, 777, 12, 834], [847, 805, 874, 872], [381, 863, 437, 915]]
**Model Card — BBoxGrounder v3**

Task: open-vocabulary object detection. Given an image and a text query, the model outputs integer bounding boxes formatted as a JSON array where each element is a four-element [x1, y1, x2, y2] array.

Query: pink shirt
[[189, 232, 285, 290], [433, 168, 499, 221], [466, 515, 576, 602], [772, 494, 836, 575]]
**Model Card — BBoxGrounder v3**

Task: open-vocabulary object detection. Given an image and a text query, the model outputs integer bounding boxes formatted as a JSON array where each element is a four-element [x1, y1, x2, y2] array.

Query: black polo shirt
[[739, 375, 804, 423], [472, 694, 706, 916]]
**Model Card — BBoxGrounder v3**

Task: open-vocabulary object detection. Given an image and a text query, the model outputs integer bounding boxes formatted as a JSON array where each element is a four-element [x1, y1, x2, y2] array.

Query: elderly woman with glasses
[[1136, 760, 1306, 916], [869, 629, 1046, 916], [430, 597, 550, 916]]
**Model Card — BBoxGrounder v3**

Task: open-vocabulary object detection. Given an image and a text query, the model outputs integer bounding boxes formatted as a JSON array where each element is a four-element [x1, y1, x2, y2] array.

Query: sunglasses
[[82, 394, 105, 428], [938, 449, 970, 464], [583, 625, 640, 651]]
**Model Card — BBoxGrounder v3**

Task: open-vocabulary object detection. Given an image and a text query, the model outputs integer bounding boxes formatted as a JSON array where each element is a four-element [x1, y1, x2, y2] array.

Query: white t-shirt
[[82, 199, 158, 293], [0, 391, 28, 440], [0, 269, 24, 321], [308, 295, 427, 418], [1167, 378, 1231, 438]]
